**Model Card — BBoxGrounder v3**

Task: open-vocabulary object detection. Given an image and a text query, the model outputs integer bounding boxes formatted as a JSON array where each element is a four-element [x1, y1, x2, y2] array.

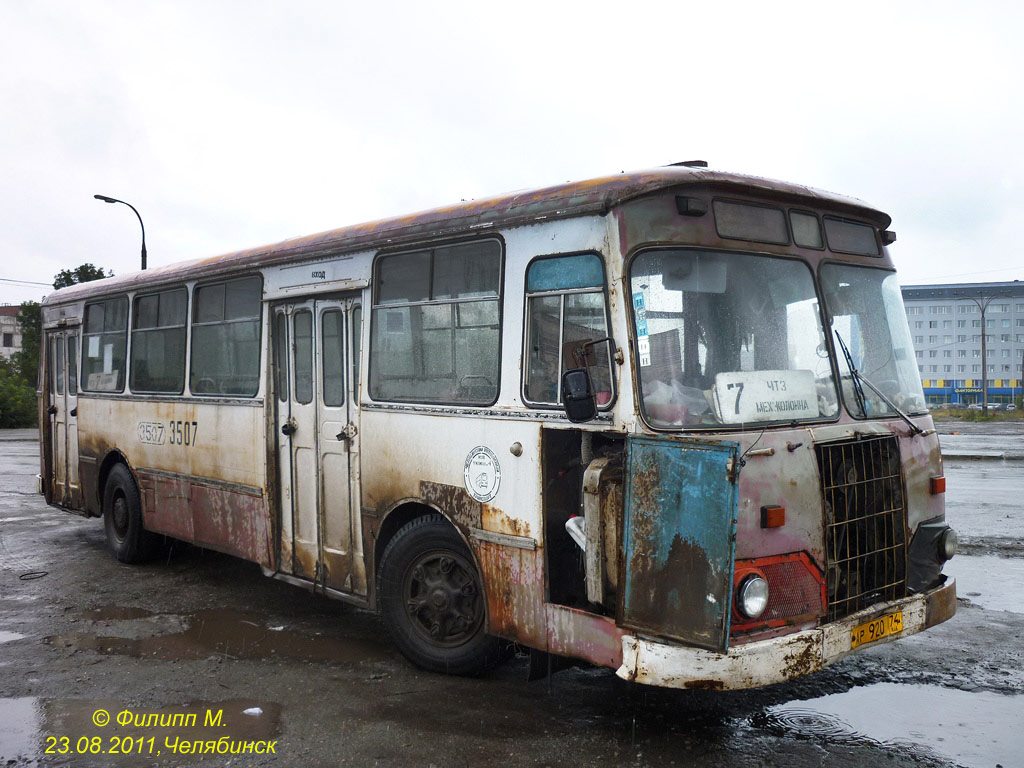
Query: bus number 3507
[[168, 420, 198, 446]]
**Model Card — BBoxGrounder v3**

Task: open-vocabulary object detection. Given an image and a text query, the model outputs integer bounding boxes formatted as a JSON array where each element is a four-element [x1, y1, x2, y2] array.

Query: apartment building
[[0, 305, 23, 361], [901, 281, 1024, 405]]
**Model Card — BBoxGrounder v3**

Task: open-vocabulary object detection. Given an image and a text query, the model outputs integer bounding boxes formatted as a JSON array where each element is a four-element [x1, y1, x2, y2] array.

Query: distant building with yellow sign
[[902, 281, 1024, 405]]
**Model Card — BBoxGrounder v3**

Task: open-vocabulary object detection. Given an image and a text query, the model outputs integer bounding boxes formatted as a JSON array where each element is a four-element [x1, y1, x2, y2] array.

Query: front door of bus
[[274, 298, 363, 595], [47, 328, 81, 507]]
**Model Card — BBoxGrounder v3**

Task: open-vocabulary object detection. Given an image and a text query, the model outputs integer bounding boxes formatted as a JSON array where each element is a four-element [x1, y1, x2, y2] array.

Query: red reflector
[[761, 505, 785, 528], [931, 476, 946, 494]]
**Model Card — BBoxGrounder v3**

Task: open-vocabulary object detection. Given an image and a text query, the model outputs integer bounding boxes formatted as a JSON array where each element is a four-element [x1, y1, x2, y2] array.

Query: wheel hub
[[404, 550, 483, 647], [112, 495, 129, 535]]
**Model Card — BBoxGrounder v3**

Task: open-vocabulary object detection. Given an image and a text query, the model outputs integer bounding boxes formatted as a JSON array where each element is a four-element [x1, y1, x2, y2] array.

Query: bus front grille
[[816, 435, 908, 622]]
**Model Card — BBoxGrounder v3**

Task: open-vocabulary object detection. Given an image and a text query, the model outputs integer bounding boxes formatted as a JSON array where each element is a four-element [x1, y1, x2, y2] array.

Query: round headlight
[[939, 528, 958, 561], [737, 575, 769, 619]]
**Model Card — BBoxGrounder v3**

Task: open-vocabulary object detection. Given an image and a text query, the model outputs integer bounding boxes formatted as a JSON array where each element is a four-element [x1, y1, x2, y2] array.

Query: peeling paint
[[420, 481, 481, 529]]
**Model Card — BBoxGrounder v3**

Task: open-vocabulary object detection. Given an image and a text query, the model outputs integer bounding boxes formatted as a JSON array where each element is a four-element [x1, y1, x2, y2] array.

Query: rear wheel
[[102, 464, 159, 563], [378, 514, 501, 675]]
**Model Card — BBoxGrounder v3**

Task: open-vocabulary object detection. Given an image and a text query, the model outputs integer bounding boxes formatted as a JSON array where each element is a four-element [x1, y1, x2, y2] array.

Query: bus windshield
[[629, 249, 839, 428], [820, 263, 927, 417]]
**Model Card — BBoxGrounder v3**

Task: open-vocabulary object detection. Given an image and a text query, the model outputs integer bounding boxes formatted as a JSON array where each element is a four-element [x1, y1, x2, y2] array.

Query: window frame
[[788, 209, 825, 250], [188, 274, 264, 398], [712, 198, 791, 246], [822, 216, 881, 257], [129, 286, 189, 395], [81, 295, 130, 393], [625, 246, 839, 432], [320, 306, 347, 408], [367, 237, 504, 407], [520, 251, 616, 410]]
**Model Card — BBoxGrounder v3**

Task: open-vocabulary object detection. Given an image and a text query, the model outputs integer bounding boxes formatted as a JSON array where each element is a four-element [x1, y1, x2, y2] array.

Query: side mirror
[[561, 369, 597, 423]]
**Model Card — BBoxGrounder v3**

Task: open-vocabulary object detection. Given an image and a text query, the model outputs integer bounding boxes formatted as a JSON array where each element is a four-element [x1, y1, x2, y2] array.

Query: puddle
[[0, 697, 39, 763], [0, 697, 280, 764], [757, 683, 1024, 768], [0, 631, 25, 643], [81, 606, 156, 621], [945, 554, 1024, 613], [48, 607, 388, 663]]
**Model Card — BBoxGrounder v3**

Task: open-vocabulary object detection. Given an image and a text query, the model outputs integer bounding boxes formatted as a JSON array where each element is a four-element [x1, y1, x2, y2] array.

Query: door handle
[[70, 408, 77, 417], [47, 405, 58, 415], [336, 423, 358, 441], [281, 418, 297, 436]]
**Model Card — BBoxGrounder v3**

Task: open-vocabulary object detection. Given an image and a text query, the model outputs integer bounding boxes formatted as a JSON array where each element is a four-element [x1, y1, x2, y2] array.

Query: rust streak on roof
[[45, 166, 888, 305]]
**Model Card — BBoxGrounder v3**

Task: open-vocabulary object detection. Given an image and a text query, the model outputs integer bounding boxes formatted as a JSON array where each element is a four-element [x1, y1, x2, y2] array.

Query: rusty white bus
[[38, 163, 958, 689]]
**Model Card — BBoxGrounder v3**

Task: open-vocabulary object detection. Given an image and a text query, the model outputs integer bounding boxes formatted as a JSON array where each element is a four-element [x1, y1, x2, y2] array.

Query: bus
[[38, 163, 958, 689]]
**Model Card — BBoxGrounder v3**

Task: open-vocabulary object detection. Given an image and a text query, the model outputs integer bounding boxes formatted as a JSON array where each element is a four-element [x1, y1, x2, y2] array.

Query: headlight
[[737, 574, 769, 619], [939, 528, 958, 561]]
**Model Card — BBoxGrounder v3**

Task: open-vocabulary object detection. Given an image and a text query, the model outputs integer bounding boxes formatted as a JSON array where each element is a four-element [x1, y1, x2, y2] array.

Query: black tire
[[378, 514, 501, 675], [102, 464, 159, 563]]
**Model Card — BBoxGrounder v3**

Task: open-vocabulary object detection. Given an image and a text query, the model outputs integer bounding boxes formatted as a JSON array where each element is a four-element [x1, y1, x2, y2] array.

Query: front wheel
[[102, 464, 160, 563], [378, 514, 501, 675]]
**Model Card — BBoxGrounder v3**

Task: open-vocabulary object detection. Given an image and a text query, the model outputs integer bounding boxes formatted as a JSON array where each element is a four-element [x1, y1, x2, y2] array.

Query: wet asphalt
[[0, 424, 1022, 767]]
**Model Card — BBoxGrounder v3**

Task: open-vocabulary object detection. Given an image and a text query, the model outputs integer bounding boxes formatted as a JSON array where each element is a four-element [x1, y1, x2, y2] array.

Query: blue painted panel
[[622, 436, 739, 652], [526, 254, 604, 292]]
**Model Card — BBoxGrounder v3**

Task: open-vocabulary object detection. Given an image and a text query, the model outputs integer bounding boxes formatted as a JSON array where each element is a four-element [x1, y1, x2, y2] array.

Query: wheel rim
[[402, 549, 484, 647], [111, 493, 129, 538]]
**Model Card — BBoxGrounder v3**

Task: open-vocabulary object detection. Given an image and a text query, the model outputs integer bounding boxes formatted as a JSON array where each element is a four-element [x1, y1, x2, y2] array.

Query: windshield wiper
[[834, 330, 923, 437]]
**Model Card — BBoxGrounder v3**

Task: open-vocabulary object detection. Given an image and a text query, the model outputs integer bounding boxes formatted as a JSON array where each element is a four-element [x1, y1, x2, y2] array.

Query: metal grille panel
[[816, 435, 908, 621], [732, 554, 824, 635], [757, 558, 823, 622]]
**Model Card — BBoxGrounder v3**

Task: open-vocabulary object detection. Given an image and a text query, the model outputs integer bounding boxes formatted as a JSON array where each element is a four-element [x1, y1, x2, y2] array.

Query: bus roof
[[45, 165, 889, 305]]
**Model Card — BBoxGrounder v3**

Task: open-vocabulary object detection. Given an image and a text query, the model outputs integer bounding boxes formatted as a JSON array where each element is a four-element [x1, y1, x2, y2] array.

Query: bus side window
[[82, 296, 128, 392], [368, 240, 501, 405], [523, 253, 613, 408], [190, 276, 262, 396], [130, 287, 187, 394]]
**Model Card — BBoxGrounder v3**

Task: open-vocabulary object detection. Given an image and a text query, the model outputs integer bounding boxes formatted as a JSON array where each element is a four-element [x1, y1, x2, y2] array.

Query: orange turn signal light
[[761, 505, 786, 528], [930, 476, 946, 495]]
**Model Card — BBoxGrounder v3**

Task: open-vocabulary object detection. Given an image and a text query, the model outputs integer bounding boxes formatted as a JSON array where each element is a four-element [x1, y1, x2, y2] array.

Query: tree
[[12, 301, 40, 388], [53, 263, 112, 290], [0, 357, 37, 427]]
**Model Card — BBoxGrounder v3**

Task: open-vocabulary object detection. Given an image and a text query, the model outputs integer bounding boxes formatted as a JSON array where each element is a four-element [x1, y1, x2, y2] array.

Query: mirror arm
[[571, 336, 617, 366]]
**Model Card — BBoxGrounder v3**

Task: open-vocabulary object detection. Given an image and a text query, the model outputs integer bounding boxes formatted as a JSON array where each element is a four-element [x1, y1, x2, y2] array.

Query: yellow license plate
[[850, 611, 903, 649]]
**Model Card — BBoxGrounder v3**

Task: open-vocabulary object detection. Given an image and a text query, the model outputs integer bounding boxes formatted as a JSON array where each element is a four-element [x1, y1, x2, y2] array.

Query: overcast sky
[[2, 0, 1022, 306]]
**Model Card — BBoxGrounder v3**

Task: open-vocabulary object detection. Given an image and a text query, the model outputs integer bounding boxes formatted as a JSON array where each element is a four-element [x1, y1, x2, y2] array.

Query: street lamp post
[[94, 195, 147, 271], [957, 293, 995, 411]]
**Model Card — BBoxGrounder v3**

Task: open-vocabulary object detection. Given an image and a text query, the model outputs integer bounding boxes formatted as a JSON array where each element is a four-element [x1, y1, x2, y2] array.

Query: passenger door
[[274, 297, 363, 594], [47, 328, 81, 507]]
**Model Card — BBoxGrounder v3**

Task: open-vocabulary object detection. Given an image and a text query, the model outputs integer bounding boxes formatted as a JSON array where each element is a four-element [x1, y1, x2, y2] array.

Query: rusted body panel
[[75, 395, 271, 565], [420, 481, 483, 530], [136, 471, 192, 540], [728, 428, 828, 566], [545, 604, 623, 670], [191, 482, 271, 566], [360, 407, 547, 640], [897, 418, 945, 530], [618, 578, 955, 690], [476, 540, 546, 646], [622, 436, 739, 652]]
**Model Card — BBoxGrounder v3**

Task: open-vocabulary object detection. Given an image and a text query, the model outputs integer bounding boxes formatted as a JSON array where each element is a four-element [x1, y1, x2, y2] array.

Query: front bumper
[[616, 577, 956, 690]]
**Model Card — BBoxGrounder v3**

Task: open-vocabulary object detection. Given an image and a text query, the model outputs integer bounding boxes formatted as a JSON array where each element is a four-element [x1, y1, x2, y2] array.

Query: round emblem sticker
[[464, 446, 501, 503]]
